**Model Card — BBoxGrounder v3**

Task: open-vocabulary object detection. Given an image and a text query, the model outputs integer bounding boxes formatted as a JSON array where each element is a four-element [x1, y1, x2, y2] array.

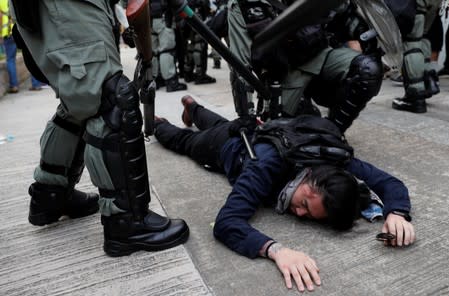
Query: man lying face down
[[153, 95, 416, 292]]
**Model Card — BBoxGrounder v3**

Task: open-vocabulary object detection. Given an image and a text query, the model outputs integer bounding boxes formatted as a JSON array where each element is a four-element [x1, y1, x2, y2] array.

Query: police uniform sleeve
[[345, 157, 411, 217], [213, 143, 284, 259]]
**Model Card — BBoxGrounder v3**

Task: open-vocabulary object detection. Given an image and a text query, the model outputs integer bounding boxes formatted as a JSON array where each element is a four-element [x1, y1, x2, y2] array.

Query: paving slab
[[1, 47, 449, 295]]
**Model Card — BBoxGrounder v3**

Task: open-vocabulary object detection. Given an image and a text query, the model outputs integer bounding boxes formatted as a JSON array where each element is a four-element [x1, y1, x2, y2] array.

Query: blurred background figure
[[206, 0, 229, 70], [1, 0, 19, 93], [151, 0, 187, 92], [392, 0, 442, 113], [179, 0, 216, 85]]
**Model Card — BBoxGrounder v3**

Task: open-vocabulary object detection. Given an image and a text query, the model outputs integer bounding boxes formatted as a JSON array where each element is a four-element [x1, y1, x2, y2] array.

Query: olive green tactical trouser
[[402, 0, 440, 97], [151, 18, 177, 80], [14, 0, 122, 212], [183, 18, 208, 75], [227, 0, 360, 116]]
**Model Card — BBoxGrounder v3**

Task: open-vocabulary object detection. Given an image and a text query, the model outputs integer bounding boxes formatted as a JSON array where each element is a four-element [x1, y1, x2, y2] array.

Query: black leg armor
[[85, 72, 189, 256], [85, 72, 150, 221], [328, 54, 383, 132]]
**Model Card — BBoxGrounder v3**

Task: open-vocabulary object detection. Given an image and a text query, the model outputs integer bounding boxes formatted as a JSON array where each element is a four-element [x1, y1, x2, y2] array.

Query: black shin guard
[[85, 72, 150, 220], [328, 54, 383, 132]]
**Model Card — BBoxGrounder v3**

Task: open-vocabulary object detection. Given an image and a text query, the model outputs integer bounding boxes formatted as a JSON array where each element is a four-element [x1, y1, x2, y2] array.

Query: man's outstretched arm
[[346, 157, 415, 246], [213, 143, 283, 258]]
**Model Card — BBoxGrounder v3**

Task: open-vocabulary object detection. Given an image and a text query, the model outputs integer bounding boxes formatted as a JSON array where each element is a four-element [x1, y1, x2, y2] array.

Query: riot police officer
[[391, 0, 441, 113], [228, 0, 383, 133], [11, 0, 189, 256], [181, 0, 217, 84], [151, 0, 188, 92]]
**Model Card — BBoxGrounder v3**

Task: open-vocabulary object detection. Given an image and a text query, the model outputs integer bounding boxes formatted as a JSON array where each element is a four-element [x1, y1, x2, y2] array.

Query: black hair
[[305, 165, 360, 231]]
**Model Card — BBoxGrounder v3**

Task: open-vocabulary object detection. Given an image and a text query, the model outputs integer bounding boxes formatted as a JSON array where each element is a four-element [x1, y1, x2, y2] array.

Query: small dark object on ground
[[376, 232, 396, 242]]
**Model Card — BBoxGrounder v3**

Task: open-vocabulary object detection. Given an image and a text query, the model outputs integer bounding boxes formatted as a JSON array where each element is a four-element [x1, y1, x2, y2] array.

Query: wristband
[[264, 241, 277, 258], [266, 242, 284, 259], [391, 210, 412, 222]]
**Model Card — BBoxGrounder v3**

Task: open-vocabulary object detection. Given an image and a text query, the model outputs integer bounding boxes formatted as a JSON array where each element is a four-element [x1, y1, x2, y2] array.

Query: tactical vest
[[253, 115, 353, 171]]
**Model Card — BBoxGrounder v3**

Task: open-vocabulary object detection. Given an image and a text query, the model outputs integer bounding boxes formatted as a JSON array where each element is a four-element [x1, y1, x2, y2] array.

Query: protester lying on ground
[[154, 95, 416, 292]]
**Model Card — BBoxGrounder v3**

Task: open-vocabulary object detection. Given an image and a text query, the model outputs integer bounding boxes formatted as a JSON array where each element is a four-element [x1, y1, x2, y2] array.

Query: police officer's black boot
[[155, 75, 166, 90], [425, 70, 440, 97], [166, 76, 187, 92], [28, 182, 99, 226], [101, 205, 189, 257], [392, 95, 427, 113], [194, 72, 216, 84], [194, 44, 216, 84], [28, 118, 99, 226], [213, 59, 221, 69], [183, 71, 196, 83]]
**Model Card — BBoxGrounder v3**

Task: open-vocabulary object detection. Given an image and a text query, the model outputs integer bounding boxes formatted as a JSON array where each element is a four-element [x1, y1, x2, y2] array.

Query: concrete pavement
[[1, 47, 449, 295]]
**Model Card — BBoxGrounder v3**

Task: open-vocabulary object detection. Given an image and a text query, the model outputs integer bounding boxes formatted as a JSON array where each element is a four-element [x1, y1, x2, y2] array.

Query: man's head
[[284, 165, 360, 230]]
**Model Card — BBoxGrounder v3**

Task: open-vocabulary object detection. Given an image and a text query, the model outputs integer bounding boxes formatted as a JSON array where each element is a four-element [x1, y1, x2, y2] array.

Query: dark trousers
[[445, 27, 449, 69], [154, 103, 233, 170]]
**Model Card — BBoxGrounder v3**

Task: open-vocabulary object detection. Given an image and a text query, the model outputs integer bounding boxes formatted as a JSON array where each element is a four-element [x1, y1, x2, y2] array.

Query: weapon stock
[[127, 0, 152, 63]]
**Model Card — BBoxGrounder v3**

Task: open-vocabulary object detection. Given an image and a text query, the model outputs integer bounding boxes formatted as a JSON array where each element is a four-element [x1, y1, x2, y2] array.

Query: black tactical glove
[[122, 27, 136, 48], [228, 116, 257, 137]]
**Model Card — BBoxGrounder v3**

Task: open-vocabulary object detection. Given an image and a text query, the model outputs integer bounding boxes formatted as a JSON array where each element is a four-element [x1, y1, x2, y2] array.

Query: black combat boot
[[166, 76, 187, 92], [194, 73, 216, 85], [425, 70, 440, 97], [213, 59, 221, 69], [28, 182, 99, 226], [102, 210, 189, 257], [155, 75, 166, 90], [183, 71, 196, 83], [392, 96, 427, 113]]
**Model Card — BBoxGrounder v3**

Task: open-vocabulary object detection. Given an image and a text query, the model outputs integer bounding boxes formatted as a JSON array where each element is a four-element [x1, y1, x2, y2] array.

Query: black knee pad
[[84, 72, 150, 219], [345, 54, 383, 100], [100, 73, 142, 134]]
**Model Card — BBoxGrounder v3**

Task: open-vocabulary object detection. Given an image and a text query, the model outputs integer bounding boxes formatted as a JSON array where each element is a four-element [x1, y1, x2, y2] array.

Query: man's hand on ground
[[381, 213, 416, 247], [269, 246, 321, 292]]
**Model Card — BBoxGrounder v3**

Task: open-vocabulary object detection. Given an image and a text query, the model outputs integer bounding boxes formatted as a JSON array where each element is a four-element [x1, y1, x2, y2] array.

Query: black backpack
[[253, 115, 353, 170]]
